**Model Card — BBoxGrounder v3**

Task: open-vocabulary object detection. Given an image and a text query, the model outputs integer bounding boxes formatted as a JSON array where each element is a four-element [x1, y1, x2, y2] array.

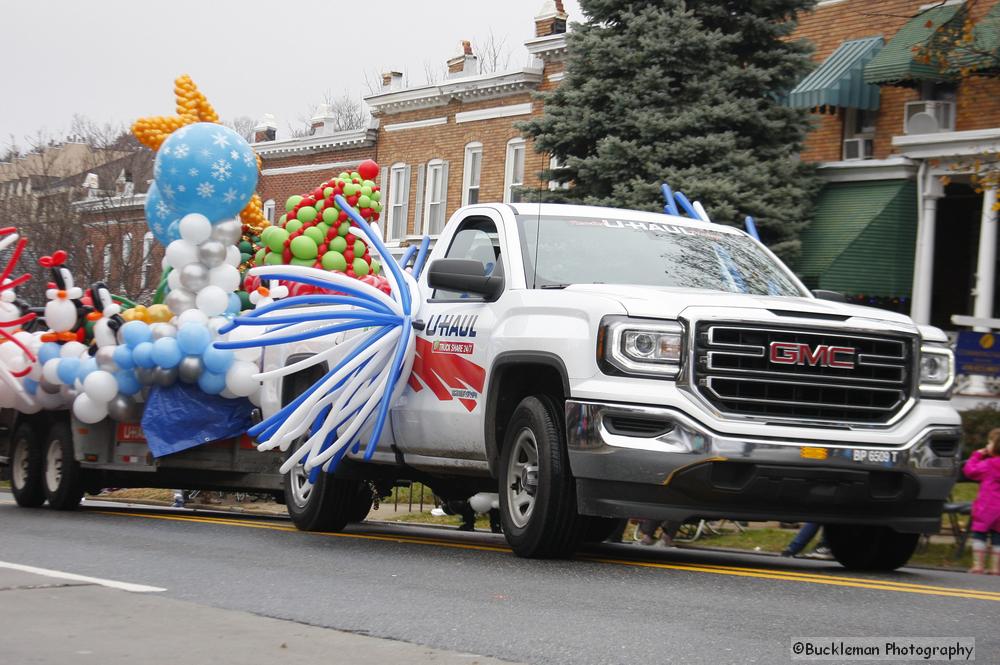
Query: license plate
[[851, 448, 899, 463]]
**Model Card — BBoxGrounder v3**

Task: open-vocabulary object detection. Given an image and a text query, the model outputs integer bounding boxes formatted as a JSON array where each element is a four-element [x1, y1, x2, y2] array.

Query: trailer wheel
[[826, 524, 919, 571], [498, 395, 582, 558], [283, 448, 365, 532], [42, 421, 85, 511], [10, 422, 45, 507]]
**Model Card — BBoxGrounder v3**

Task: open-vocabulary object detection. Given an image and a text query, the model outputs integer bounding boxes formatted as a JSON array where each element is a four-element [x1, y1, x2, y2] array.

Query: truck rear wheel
[[826, 524, 919, 571], [42, 421, 85, 511], [284, 455, 365, 532], [498, 395, 582, 558], [10, 422, 45, 507]]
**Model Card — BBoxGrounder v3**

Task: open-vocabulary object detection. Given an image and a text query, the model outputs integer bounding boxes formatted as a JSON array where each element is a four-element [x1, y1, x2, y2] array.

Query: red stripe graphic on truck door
[[408, 336, 485, 411]]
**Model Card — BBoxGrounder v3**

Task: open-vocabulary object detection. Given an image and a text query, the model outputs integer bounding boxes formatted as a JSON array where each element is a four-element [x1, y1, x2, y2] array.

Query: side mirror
[[812, 289, 847, 303], [427, 258, 503, 300]]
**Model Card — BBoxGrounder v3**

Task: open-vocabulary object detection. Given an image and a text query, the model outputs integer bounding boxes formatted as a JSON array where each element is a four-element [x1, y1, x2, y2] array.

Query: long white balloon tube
[[0, 232, 19, 252], [248, 265, 400, 315], [253, 326, 368, 382]]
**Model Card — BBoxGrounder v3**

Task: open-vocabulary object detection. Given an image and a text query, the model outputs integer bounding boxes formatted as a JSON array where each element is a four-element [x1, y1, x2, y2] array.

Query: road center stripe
[[0, 560, 166, 593]]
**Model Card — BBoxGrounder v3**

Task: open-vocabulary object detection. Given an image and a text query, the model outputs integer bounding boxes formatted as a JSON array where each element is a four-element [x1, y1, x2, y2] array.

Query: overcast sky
[[2, 0, 582, 150]]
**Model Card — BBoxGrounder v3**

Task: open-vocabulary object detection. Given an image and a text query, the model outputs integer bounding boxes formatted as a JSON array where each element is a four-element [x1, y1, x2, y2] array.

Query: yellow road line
[[92, 508, 1000, 602]]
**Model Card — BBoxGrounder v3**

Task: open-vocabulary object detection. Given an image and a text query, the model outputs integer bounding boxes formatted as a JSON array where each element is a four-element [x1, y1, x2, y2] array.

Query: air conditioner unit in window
[[842, 137, 874, 161], [904, 100, 956, 135]]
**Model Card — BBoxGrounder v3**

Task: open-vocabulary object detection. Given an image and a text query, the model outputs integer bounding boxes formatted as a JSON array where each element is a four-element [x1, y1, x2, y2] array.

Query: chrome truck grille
[[692, 323, 913, 424]]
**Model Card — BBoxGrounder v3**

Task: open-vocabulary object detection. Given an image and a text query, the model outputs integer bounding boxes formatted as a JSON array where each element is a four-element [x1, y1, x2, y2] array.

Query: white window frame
[[422, 159, 447, 236], [462, 142, 483, 206], [102, 244, 111, 276], [548, 155, 570, 191], [263, 199, 276, 223], [386, 163, 409, 243], [503, 138, 526, 204], [122, 232, 133, 264], [140, 232, 154, 289]]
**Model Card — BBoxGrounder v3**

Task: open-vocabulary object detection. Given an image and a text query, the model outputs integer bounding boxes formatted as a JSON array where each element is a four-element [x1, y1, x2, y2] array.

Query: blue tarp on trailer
[[142, 382, 254, 457]]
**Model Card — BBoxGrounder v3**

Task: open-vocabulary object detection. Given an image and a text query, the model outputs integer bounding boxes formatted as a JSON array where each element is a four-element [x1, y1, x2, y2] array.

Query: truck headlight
[[599, 317, 683, 378], [919, 345, 954, 398]]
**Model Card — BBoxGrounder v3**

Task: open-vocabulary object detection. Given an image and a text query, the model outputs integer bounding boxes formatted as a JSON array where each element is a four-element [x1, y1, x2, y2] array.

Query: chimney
[[447, 40, 478, 78], [535, 0, 567, 37], [310, 104, 334, 135], [253, 113, 277, 142], [381, 71, 404, 91]]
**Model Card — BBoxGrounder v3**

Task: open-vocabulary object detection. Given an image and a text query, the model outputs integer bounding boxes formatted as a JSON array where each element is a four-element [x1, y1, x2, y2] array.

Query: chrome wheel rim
[[289, 462, 312, 508], [12, 439, 28, 490], [45, 439, 62, 492], [505, 428, 539, 529]]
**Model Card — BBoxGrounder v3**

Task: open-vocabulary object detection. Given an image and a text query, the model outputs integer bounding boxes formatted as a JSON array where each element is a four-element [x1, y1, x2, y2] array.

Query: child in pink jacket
[[964, 428, 1000, 574]]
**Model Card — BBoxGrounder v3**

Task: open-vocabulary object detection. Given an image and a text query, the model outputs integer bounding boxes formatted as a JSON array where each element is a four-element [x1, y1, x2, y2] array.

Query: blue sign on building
[[955, 331, 1000, 377]]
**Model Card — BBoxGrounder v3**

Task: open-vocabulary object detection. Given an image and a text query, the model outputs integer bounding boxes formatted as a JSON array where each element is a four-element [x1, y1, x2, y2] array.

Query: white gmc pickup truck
[[262, 202, 961, 570]]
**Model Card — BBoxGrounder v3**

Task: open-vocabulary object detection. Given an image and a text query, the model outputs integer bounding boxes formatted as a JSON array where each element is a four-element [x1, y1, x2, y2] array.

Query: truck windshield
[[516, 215, 806, 297]]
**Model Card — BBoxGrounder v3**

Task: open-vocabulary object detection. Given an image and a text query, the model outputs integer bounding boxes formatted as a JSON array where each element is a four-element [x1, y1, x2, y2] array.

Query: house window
[[462, 143, 483, 206], [141, 232, 154, 289], [504, 138, 526, 203], [423, 159, 448, 236], [122, 233, 133, 264], [842, 109, 876, 160], [263, 199, 276, 223], [548, 155, 570, 191], [387, 164, 409, 242], [102, 244, 111, 276]]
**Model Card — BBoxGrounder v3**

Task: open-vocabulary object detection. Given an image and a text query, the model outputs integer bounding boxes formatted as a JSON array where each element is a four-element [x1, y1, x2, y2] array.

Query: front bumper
[[565, 400, 960, 533]]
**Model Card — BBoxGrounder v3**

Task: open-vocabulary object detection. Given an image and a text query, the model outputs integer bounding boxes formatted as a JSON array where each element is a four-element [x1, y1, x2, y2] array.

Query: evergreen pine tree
[[521, 0, 821, 261]]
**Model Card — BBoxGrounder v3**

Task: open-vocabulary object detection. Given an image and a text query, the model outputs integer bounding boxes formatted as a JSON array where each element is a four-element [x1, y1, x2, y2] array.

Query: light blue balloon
[[226, 292, 242, 315], [202, 345, 234, 374], [76, 357, 98, 383], [154, 123, 259, 221], [151, 337, 182, 369], [132, 342, 156, 369], [121, 321, 152, 348], [198, 370, 226, 395], [38, 343, 61, 365], [144, 182, 181, 246], [177, 324, 211, 356], [113, 344, 136, 369], [23, 378, 38, 395], [116, 370, 141, 396], [57, 358, 81, 385]]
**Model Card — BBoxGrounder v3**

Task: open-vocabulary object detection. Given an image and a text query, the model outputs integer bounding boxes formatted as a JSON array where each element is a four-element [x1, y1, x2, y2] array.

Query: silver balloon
[[179, 262, 210, 291], [211, 219, 243, 246], [150, 322, 178, 340], [40, 377, 62, 394], [198, 241, 227, 268], [94, 346, 118, 372], [165, 288, 196, 313], [178, 355, 203, 383], [152, 366, 178, 387], [135, 367, 155, 385], [107, 394, 143, 423]]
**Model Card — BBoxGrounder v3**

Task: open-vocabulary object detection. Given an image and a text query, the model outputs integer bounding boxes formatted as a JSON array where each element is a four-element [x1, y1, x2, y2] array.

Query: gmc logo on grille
[[768, 342, 855, 369]]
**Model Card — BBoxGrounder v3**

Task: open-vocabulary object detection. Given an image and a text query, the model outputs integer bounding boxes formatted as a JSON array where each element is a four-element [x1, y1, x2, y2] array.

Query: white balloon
[[42, 359, 62, 385], [167, 268, 183, 291], [60, 341, 87, 359], [196, 285, 229, 317], [209, 264, 240, 292], [208, 316, 229, 337], [225, 361, 259, 397], [177, 308, 209, 328], [225, 245, 242, 268], [83, 370, 118, 403], [161, 256, 171, 271], [179, 213, 212, 244], [73, 393, 108, 424], [212, 219, 243, 245], [165, 240, 200, 269]]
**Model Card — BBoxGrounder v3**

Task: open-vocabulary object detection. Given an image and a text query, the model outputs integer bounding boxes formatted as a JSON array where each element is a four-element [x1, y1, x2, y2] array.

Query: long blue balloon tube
[[661, 183, 679, 216], [744, 215, 760, 241], [411, 235, 432, 279], [215, 319, 387, 350], [399, 245, 418, 270], [674, 191, 700, 220], [333, 194, 411, 316], [224, 310, 400, 329], [255, 270, 395, 307], [238, 292, 395, 320], [247, 325, 393, 438], [363, 314, 412, 460]]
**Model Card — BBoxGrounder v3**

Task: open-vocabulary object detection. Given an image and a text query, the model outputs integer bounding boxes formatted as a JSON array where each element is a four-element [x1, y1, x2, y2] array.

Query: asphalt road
[[1, 493, 998, 665]]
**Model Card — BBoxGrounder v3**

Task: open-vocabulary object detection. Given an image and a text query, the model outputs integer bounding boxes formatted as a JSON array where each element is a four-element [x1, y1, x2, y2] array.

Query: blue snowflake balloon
[[144, 182, 181, 245], [153, 123, 258, 222]]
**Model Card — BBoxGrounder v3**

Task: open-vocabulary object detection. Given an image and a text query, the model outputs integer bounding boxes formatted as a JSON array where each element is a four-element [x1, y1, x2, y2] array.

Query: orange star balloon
[[132, 75, 266, 228]]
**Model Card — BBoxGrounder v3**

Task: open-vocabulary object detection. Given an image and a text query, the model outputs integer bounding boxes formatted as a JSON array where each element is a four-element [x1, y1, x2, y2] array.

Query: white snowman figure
[[88, 283, 123, 348], [40, 251, 82, 342], [248, 280, 289, 309]]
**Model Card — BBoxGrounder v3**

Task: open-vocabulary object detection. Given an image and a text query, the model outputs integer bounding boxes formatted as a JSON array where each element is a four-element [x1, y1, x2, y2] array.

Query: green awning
[[864, 4, 962, 84], [787, 37, 884, 111], [947, 3, 1000, 75], [797, 180, 917, 298]]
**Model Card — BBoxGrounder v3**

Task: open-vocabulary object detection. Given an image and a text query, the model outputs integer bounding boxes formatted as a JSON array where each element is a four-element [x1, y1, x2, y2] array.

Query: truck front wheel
[[10, 422, 45, 507], [826, 524, 919, 571], [42, 422, 85, 511], [499, 395, 582, 558], [284, 458, 365, 532]]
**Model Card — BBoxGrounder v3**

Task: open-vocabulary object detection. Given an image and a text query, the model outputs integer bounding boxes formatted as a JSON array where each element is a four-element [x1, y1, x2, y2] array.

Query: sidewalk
[[0, 566, 518, 665]]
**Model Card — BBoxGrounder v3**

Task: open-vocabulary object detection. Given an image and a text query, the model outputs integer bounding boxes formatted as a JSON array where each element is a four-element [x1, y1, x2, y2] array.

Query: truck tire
[[498, 395, 582, 558], [347, 482, 374, 523], [42, 421, 85, 510], [284, 457, 364, 532], [826, 524, 919, 571], [10, 422, 45, 507]]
